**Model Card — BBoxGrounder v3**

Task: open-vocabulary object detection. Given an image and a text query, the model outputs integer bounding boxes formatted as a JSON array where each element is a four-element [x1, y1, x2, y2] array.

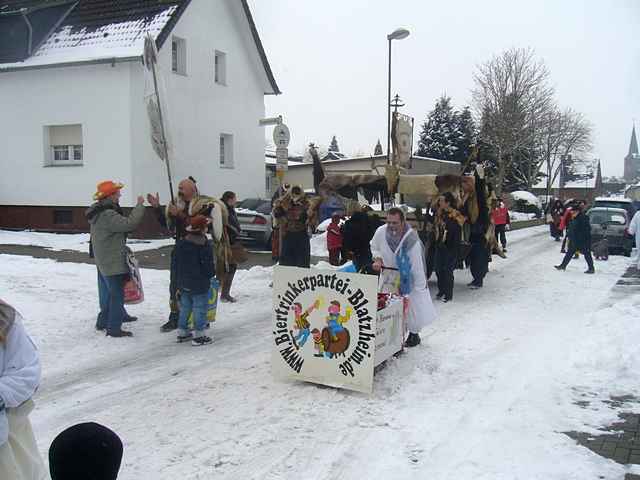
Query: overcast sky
[[249, 0, 639, 178]]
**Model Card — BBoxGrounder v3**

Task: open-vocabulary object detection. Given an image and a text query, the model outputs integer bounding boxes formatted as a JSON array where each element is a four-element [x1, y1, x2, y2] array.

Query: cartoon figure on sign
[[291, 299, 320, 349], [321, 301, 352, 358], [311, 328, 329, 358]]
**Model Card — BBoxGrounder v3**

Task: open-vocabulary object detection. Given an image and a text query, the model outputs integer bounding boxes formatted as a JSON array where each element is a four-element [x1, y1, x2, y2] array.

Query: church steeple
[[629, 125, 638, 156]]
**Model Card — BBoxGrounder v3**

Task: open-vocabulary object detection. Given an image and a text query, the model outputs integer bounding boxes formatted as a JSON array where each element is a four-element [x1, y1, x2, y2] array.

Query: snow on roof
[[0, 4, 178, 70], [0, 0, 280, 95], [533, 158, 600, 190], [563, 177, 597, 189], [265, 156, 304, 167], [510, 190, 541, 207]]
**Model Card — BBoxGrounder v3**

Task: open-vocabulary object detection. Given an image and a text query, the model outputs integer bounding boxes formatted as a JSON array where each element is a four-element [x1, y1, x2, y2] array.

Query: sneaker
[[192, 335, 213, 346], [502, 247, 507, 253], [220, 295, 237, 303], [95, 324, 106, 331], [554, 265, 565, 271], [469, 283, 482, 290], [436, 292, 444, 299], [176, 332, 193, 343], [404, 333, 421, 348], [123, 315, 138, 323], [106, 329, 133, 338], [584, 269, 595, 274], [442, 297, 451, 303], [161, 318, 178, 332]]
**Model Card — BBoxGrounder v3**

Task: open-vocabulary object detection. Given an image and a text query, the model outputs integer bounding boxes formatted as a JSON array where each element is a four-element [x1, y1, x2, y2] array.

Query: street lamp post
[[386, 27, 410, 165]]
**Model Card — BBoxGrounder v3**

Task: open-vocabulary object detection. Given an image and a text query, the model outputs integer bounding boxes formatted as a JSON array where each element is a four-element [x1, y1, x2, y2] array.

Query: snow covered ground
[[1, 225, 639, 479], [0, 229, 175, 253]]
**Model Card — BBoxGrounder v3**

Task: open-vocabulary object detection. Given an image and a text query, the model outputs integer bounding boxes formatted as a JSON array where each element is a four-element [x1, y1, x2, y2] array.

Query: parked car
[[593, 197, 636, 219], [587, 207, 634, 257], [235, 198, 273, 248]]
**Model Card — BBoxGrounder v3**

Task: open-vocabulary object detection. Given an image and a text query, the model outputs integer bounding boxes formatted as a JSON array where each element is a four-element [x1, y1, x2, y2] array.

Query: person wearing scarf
[[371, 207, 437, 347]]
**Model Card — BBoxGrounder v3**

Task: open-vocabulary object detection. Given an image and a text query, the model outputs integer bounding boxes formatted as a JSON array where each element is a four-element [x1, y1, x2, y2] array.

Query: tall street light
[[387, 27, 410, 165]]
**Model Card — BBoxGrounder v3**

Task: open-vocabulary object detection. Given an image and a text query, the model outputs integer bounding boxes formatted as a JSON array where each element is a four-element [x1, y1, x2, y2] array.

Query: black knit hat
[[49, 422, 123, 480]]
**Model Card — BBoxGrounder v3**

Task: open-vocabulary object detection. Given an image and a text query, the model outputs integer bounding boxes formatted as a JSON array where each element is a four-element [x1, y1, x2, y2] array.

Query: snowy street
[[1, 225, 639, 479]]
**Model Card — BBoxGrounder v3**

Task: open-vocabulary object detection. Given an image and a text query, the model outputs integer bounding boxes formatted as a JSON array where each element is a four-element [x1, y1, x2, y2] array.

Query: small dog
[[592, 238, 609, 261]]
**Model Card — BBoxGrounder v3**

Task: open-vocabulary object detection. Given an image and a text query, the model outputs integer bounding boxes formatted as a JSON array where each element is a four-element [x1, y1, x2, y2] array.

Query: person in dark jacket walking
[[175, 215, 215, 346], [434, 193, 464, 302], [547, 199, 565, 241], [555, 200, 595, 274], [86, 181, 146, 338], [220, 191, 241, 303]]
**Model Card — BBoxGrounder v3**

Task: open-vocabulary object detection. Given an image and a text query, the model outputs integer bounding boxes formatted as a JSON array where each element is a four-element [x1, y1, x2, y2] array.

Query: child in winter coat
[[0, 300, 46, 480], [326, 213, 343, 266], [175, 215, 215, 346]]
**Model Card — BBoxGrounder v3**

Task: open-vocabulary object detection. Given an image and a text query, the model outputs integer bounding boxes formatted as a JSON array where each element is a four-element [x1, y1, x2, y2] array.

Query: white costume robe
[[370, 224, 437, 333], [629, 210, 640, 268]]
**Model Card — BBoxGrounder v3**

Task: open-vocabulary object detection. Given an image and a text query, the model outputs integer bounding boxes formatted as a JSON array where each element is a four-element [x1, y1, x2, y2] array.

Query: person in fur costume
[[148, 178, 224, 332], [0, 300, 46, 480], [273, 185, 313, 268], [433, 193, 465, 303], [462, 165, 492, 289]]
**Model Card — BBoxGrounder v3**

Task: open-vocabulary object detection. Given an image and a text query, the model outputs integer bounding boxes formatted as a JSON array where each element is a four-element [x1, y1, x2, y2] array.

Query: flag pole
[[147, 35, 175, 205]]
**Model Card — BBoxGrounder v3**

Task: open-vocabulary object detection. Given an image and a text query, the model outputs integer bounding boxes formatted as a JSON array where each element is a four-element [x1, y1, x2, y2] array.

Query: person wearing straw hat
[[86, 181, 146, 337]]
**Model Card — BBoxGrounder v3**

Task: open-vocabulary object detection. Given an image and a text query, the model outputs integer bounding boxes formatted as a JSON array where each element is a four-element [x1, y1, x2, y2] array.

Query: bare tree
[[473, 47, 555, 194]]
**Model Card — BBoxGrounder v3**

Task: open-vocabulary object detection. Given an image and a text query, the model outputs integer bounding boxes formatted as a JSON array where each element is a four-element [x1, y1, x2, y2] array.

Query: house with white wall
[[0, 0, 279, 235]]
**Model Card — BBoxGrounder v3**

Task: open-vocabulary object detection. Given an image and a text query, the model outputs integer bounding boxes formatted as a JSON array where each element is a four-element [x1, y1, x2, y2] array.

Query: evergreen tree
[[415, 95, 461, 161], [452, 106, 477, 163], [328, 135, 340, 152], [374, 139, 383, 155]]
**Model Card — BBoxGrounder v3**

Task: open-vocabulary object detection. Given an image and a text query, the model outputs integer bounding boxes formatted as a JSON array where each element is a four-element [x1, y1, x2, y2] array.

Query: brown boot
[[220, 267, 237, 303]]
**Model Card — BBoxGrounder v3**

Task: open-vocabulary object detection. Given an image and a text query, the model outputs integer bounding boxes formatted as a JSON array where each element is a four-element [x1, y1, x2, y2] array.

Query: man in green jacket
[[86, 181, 146, 337]]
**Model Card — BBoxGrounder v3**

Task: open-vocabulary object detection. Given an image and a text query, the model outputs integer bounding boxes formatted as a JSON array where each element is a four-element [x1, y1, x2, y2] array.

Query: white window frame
[[214, 50, 227, 85], [219, 133, 234, 168], [44, 125, 83, 167], [171, 36, 187, 75]]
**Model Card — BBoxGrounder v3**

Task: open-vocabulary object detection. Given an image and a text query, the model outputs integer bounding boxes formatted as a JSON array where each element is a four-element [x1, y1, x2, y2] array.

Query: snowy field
[[1, 225, 639, 479]]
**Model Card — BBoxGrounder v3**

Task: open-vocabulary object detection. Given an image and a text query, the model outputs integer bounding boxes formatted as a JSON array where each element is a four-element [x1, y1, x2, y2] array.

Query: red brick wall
[[0, 206, 167, 238]]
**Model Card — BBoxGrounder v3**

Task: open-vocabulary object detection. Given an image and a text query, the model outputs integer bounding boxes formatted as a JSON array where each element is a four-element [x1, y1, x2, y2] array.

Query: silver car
[[587, 207, 634, 257], [236, 198, 273, 248]]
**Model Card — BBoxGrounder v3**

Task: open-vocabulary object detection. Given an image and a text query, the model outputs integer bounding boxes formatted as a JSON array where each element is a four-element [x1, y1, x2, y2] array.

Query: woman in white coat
[[0, 300, 46, 480], [371, 207, 438, 347]]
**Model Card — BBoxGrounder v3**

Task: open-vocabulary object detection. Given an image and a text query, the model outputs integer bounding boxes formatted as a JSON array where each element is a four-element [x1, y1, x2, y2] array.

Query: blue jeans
[[97, 269, 126, 333], [178, 291, 208, 335], [296, 328, 310, 347]]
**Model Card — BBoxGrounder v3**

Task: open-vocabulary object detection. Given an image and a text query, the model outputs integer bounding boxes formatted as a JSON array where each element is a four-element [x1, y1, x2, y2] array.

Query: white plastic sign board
[[272, 266, 378, 394], [374, 300, 404, 367]]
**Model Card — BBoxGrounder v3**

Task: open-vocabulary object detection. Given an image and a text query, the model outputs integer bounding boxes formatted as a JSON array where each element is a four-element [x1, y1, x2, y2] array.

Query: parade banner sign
[[272, 266, 378, 394], [374, 300, 404, 367]]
